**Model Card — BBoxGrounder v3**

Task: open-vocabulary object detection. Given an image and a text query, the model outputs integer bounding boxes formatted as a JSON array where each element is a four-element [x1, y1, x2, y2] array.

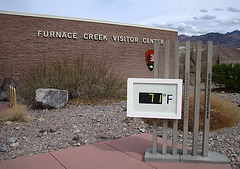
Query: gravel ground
[[0, 92, 239, 168]]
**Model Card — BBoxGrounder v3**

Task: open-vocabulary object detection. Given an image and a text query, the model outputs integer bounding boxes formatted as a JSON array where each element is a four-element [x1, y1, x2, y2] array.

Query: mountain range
[[178, 30, 240, 48]]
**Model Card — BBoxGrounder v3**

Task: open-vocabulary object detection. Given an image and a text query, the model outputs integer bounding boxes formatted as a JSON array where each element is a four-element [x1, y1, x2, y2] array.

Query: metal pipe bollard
[[9, 86, 17, 108]]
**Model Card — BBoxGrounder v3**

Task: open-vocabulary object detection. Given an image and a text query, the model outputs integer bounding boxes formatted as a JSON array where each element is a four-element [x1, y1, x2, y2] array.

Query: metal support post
[[202, 41, 213, 157], [152, 40, 160, 154], [182, 41, 190, 155], [162, 40, 170, 155], [192, 41, 202, 156], [172, 41, 179, 155]]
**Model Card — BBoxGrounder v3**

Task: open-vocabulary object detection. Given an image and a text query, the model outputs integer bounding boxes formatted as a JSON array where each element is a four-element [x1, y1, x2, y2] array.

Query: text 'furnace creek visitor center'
[[0, 11, 178, 83]]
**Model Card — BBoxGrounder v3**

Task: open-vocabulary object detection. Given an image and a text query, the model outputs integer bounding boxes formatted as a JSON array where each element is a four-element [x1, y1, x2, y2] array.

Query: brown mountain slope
[[179, 42, 240, 65], [178, 30, 240, 48], [213, 45, 240, 64], [178, 42, 240, 81]]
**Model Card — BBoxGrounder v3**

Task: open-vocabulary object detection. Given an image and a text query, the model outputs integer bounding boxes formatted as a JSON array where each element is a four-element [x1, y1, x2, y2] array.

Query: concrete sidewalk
[[0, 133, 231, 169]]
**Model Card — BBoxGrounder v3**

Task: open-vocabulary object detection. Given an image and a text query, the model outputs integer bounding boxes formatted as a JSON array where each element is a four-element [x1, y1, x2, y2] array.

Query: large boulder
[[0, 77, 18, 101], [35, 88, 68, 109]]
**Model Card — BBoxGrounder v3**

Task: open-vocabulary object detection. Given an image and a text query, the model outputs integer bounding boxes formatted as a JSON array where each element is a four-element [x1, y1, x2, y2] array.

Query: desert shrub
[[212, 63, 240, 91], [19, 59, 126, 102], [209, 94, 239, 130], [142, 92, 239, 131], [0, 105, 35, 122]]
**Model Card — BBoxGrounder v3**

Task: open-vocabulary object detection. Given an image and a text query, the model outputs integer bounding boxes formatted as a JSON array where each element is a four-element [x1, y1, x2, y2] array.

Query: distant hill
[[178, 30, 240, 82], [178, 42, 240, 81], [178, 30, 240, 48]]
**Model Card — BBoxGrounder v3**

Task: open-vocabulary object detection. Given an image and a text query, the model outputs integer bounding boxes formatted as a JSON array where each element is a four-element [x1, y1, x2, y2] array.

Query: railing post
[[152, 40, 160, 154], [162, 40, 170, 155], [192, 41, 202, 156], [172, 41, 179, 155], [202, 41, 213, 157], [182, 41, 190, 155]]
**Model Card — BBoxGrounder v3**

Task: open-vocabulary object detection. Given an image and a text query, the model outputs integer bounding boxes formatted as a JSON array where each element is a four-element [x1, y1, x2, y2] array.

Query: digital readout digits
[[139, 92, 172, 104]]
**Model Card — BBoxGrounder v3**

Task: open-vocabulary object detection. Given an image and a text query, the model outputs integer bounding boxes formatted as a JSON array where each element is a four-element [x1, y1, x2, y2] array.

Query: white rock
[[38, 117, 45, 122], [0, 147, 8, 152], [74, 130, 80, 133], [6, 137, 17, 145], [10, 142, 19, 148], [35, 88, 68, 109], [4, 121, 12, 125]]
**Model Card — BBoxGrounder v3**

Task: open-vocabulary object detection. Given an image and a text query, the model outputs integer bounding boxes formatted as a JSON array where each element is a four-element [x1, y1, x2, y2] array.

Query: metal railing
[[147, 40, 214, 162]]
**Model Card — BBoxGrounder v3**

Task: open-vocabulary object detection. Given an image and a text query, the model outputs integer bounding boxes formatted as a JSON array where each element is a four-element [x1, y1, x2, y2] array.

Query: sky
[[0, 0, 239, 36]]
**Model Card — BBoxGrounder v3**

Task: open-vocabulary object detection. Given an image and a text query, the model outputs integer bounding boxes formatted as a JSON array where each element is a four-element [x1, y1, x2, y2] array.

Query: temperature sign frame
[[127, 78, 182, 119]]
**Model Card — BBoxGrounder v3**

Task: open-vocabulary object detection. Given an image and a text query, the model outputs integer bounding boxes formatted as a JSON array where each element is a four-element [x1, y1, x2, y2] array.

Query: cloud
[[152, 12, 240, 36], [213, 8, 224, 11], [192, 16, 199, 20], [200, 15, 216, 20], [222, 19, 240, 25], [153, 22, 209, 36], [227, 7, 240, 13], [193, 15, 216, 21], [200, 8, 208, 13], [153, 23, 186, 32]]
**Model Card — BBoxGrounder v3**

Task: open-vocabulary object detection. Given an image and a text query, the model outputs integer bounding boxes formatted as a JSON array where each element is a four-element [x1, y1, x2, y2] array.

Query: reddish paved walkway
[[0, 104, 10, 116], [0, 133, 231, 169]]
